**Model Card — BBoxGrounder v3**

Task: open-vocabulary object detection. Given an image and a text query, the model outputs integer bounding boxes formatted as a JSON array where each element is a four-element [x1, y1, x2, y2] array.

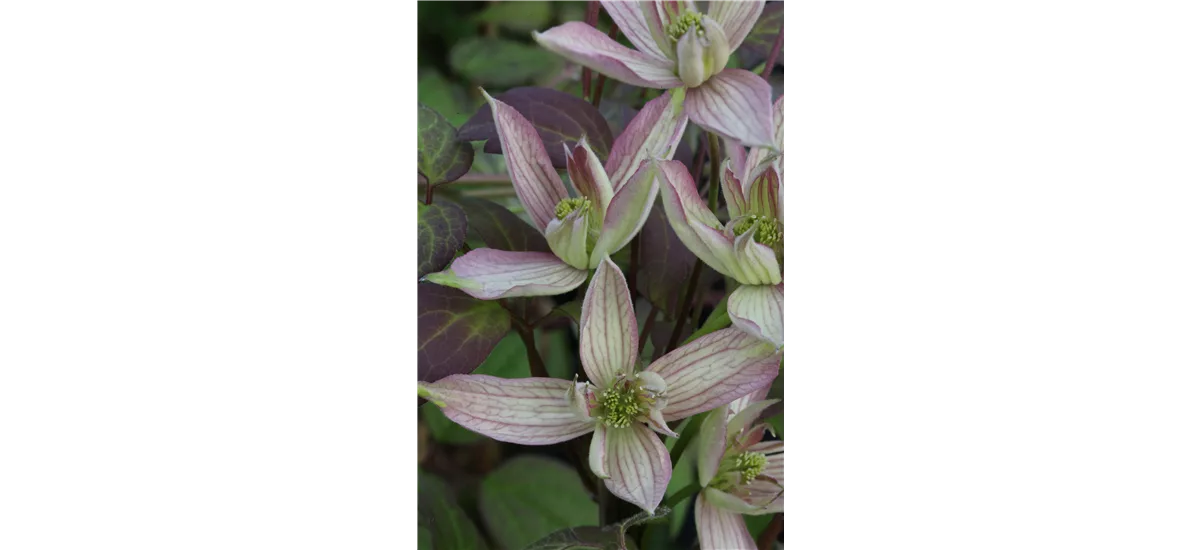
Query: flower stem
[[664, 258, 703, 353], [628, 232, 640, 299], [761, 21, 784, 80], [757, 513, 784, 549], [512, 317, 548, 378], [637, 305, 658, 354], [591, 24, 619, 108], [707, 131, 721, 212], [582, 2, 600, 100]]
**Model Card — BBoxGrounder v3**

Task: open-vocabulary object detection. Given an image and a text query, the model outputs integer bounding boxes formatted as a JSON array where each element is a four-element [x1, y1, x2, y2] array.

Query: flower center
[[733, 451, 768, 483], [595, 377, 655, 428], [731, 215, 783, 246], [554, 197, 591, 220], [665, 10, 704, 42]]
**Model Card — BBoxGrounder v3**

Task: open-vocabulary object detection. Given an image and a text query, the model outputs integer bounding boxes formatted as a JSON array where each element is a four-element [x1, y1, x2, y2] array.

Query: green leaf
[[479, 456, 599, 550], [521, 526, 630, 550], [421, 402, 482, 445], [609, 507, 670, 547], [766, 412, 783, 440], [418, 283, 511, 382], [540, 329, 576, 380], [681, 295, 730, 345], [418, 202, 468, 278], [418, 526, 434, 550], [418, 470, 486, 550], [472, 332, 530, 379], [450, 38, 564, 87], [419, 103, 475, 186], [474, 1, 552, 32], [418, 71, 476, 128]]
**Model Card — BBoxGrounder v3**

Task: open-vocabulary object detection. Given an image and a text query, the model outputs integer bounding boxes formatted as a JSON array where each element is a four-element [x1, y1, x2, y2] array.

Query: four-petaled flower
[[425, 88, 688, 300], [657, 95, 785, 348], [534, 1, 776, 148], [693, 388, 784, 549], [418, 257, 781, 512]]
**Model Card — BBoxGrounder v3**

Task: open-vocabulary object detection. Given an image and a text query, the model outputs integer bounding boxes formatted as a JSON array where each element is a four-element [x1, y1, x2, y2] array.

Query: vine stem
[[761, 21, 784, 80], [513, 322, 548, 378], [757, 514, 784, 549]]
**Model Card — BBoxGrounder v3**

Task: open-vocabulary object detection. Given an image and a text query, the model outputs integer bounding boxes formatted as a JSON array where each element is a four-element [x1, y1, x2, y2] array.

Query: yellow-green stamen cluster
[[597, 382, 645, 428], [665, 11, 705, 41], [731, 215, 783, 247], [733, 451, 768, 483], [554, 197, 591, 220]]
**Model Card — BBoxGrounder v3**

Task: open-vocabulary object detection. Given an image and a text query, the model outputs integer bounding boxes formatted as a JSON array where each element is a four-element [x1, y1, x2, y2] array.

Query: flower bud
[[673, 15, 731, 88]]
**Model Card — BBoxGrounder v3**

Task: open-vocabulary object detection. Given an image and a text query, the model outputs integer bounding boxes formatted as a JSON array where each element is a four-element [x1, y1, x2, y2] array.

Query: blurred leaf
[[459, 87, 614, 168], [608, 507, 670, 546], [522, 526, 630, 550], [418, 283, 511, 382], [421, 402, 482, 445], [419, 103, 475, 185], [418, 525, 434, 550], [479, 456, 599, 550], [745, 513, 775, 540], [418, 202, 468, 278], [475, 1, 552, 32], [637, 202, 698, 315], [453, 197, 550, 253], [681, 295, 730, 345], [418, 71, 476, 128], [419, 470, 486, 550], [472, 332, 530, 379], [541, 329, 576, 380], [450, 38, 564, 87], [555, 2, 588, 25], [737, 2, 784, 68], [549, 300, 582, 327], [766, 412, 783, 440]]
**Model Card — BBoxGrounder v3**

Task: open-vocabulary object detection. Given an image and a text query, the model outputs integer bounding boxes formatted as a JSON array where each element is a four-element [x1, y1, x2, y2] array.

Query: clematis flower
[[424, 88, 687, 300], [656, 147, 784, 348], [533, 1, 776, 148], [693, 387, 784, 549], [418, 257, 781, 512]]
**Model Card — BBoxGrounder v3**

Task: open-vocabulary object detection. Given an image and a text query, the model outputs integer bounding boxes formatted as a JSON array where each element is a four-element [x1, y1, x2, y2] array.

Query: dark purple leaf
[[418, 283, 511, 382], [737, 2, 784, 68], [453, 197, 550, 253], [458, 87, 614, 169], [419, 103, 474, 185], [637, 202, 699, 315], [417, 201, 468, 279]]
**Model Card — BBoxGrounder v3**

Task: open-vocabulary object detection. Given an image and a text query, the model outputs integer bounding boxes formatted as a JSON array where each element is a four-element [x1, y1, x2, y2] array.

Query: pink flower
[[419, 257, 781, 512]]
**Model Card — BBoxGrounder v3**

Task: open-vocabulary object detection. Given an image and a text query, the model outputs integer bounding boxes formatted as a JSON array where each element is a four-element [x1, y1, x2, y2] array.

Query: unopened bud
[[672, 14, 730, 88]]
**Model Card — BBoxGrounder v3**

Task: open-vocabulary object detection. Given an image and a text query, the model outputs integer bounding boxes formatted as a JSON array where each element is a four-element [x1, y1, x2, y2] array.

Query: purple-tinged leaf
[[636, 202, 698, 315], [418, 103, 474, 185], [736, 1, 783, 67], [459, 87, 614, 169], [417, 283, 510, 382], [452, 197, 550, 253], [417, 202, 468, 279]]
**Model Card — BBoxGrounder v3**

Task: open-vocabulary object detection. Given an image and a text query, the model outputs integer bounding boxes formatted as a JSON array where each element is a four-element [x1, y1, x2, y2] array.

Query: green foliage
[[421, 402, 482, 445], [417, 202, 468, 278], [474, 1, 553, 32], [521, 526, 631, 550], [450, 38, 564, 87], [418, 470, 486, 550], [479, 456, 599, 550], [419, 103, 474, 185]]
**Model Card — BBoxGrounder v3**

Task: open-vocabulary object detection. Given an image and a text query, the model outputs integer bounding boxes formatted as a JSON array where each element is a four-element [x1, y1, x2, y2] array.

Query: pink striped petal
[[639, 2, 673, 57], [579, 257, 638, 387], [704, 485, 770, 515], [772, 95, 784, 151], [742, 479, 784, 514], [425, 249, 587, 299], [591, 161, 658, 266], [533, 22, 682, 89], [601, 0, 670, 61], [644, 408, 680, 438], [684, 69, 776, 148], [751, 440, 784, 486], [590, 424, 611, 479], [564, 139, 614, 213], [696, 491, 756, 550], [706, 1, 765, 52], [728, 386, 771, 417], [727, 399, 778, 437], [745, 165, 780, 219], [605, 89, 688, 191], [604, 423, 671, 513], [482, 91, 567, 231], [656, 159, 738, 276], [731, 228, 781, 285], [545, 209, 592, 270], [418, 375, 596, 444], [728, 283, 784, 348], [721, 160, 748, 219], [648, 328, 781, 421], [696, 404, 729, 487]]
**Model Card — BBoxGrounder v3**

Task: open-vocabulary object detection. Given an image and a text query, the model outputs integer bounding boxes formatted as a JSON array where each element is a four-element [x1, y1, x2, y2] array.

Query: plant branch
[[638, 305, 658, 354], [761, 21, 784, 80], [757, 514, 784, 550], [582, 1, 600, 100], [707, 131, 721, 212]]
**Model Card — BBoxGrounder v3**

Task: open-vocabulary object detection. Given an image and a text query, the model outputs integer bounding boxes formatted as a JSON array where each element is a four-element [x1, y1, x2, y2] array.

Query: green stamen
[[731, 215, 783, 246], [554, 197, 591, 220], [598, 382, 644, 428], [733, 451, 768, 483], [665, 11, 704, 41]]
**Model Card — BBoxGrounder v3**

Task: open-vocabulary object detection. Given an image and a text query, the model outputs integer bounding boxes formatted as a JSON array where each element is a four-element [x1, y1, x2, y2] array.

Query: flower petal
[[418, 375, 595, 444], [732, 228, 782, 285], [728, 386, 771, 417], [703, 485, 769, 515], [604, 424, 671, 513], [605, 88, 688, 191], [639, 1, 673, 57], [728, 283, 784, 348], [684, 69, 776, 148], [644, 408, 680, 438], [741, 479, 784, 514], [727, 399, 779, 438], [425, 249, 588, 299], [745, 164, 780, 220], [720, 159, 748, 219], [656, 159, 737, 275], [696, 404, 729, 487], [481, 90, 568, 231], [564, 139, 614, 214], [648, 328, 781, 421], [751, 440, 784, 486], [545, 209, 592, 270], [601, 0, 670, 61], [533, 22, 682, 89], [591, 161, 658, 267], [706, 1, 765, 52], [579, 256, 638, 387], [590, 424, 611, 479], [696, 491, 756, 550]]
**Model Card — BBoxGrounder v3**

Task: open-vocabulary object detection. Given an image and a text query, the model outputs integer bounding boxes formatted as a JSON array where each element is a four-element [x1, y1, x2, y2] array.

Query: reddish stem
[[582, 2, 600, 100], [761, 21, 784, 79], [757, 514, 784, 549], [591, 24, 619, 108]]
